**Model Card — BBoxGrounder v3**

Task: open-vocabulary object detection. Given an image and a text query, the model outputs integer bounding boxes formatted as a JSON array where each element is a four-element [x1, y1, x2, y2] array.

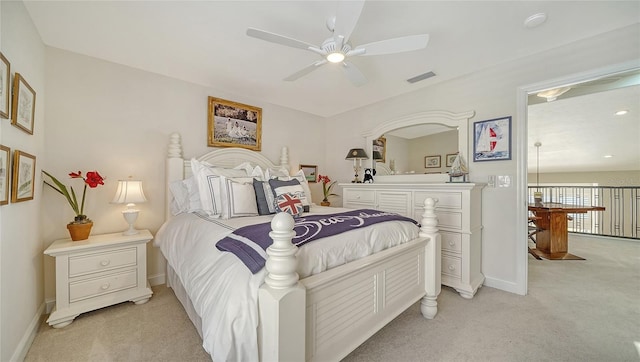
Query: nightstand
[[44, 230, 154, 328]]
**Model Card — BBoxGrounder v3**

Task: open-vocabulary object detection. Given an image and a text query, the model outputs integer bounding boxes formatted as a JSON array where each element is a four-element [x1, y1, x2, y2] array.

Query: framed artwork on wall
[[207, 96, 262, 151], [11, 150, 36, 203], [0, 145, 9, 205], [373, 137, 386, 163], [299, 164, 318, 183], [425, 155, 441, 168], [473, 116, 512, 162], [446, 153, 458, 167], [11, 73, 36, 135], [0, 52, 10, 119]]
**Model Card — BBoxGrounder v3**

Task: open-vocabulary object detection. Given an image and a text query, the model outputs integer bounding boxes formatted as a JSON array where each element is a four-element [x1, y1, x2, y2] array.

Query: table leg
[[529, 210, 584, 260]]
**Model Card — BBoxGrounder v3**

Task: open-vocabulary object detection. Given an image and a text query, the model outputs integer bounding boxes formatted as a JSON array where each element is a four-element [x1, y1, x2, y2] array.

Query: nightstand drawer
[[441, 232, 462, 253], [69, 269, 137, 303], [69, 248, 137, 277], [442, 255, 462, 278]]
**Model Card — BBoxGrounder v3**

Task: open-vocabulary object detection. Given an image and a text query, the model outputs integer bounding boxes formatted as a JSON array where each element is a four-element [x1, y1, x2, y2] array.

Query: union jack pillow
[[275, 192, 304, 217]]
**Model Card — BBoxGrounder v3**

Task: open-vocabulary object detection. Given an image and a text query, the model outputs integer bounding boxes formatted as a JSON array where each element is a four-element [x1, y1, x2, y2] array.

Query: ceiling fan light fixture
[[327, 52, 345, 63]]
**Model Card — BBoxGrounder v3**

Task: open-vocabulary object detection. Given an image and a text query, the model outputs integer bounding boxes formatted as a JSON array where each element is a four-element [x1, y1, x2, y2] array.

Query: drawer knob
[[100, 260, 110, 267], [355, 195, 360, 199], [448, 265, 456, 271], [100, 283, 110, 290], [448, 241, 455, 246]]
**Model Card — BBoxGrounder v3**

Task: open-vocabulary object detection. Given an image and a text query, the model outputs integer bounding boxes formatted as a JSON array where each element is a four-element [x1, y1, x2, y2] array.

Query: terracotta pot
[[320, 201, 331, 207], [67, 221, 93, 241]]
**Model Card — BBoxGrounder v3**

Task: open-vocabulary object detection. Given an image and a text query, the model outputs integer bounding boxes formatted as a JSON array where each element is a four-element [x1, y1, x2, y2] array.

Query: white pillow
[[191, 159, 249, 217], [168, 176, 201, 215], [265, 166, 289, 180], [220, 176, 258, 219]]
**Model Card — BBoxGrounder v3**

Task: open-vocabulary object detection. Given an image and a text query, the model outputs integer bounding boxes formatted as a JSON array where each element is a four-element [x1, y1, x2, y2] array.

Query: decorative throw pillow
[[253, 179, 276, 215], [269, 178, 309, 212], [220, 177, 259, 219], [275, 192, 304, 217], [191, 159, 249, 217], [287, 169, 314, 206]]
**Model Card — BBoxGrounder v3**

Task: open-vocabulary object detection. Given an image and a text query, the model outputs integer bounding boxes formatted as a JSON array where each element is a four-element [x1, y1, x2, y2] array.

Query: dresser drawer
[[69, 248, 137, 277], [441, 232, 462, 253], [344, 189, 375, 204], [442, 255, 462, 278], [69, 269, 138, 303], [415, 191, 462, 210], [435, 211, 462, 230]]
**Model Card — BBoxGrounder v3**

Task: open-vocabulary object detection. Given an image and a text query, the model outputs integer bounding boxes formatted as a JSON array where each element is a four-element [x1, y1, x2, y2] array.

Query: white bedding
[[154, 205, 419, 361]]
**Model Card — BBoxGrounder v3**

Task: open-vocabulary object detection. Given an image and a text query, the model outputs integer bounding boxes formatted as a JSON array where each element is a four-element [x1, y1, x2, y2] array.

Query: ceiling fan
[[246, 0, 429, 86]]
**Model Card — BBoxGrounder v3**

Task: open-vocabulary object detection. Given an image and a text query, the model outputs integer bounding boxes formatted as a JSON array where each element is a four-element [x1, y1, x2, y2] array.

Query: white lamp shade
[[111, 180, 147, 204]]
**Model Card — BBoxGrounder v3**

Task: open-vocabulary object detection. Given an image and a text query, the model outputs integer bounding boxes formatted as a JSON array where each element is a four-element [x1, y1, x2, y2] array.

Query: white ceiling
[[23, 0, 640, 118]]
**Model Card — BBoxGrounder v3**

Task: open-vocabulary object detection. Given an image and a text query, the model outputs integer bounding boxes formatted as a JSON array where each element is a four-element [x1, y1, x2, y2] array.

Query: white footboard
[[258, 198, 441, 362]]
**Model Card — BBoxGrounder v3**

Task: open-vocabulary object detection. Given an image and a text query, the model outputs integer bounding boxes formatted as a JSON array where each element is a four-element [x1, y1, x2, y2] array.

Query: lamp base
[[122, 209, 140, 236]]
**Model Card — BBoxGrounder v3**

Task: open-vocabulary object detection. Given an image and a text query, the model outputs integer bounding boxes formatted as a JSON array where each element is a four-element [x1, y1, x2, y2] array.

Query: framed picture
[[11, 150, 36, 203], [473, 116, 512, 162], [373, 137, 386, 163], [208, 97, 262, 151], [0, 52, 9, 119], [446, 153, 458, 167], [0, 145, 9, 205], [11, 73, 36, 135], [425, 155, 441, 168], [299, 164, 318, 183]]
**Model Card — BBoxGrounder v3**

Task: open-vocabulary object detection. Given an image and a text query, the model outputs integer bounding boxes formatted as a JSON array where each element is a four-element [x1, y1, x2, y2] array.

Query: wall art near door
[[0, 52, 10, 119], [0, 145, 9, 205], [11, 73, 36, 134], [11, 150, 36, 203], [208, 97, 262, 151], [473, 116, 511, 162]]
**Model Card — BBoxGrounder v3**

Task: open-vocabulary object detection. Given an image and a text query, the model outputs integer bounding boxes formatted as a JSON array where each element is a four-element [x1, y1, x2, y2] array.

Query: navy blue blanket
[[216, 209, 418, 273]]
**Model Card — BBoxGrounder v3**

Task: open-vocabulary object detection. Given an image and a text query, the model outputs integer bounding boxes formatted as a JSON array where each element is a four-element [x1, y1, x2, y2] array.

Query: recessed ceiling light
[[615, 110, 629, 116], [604, 155, 614, 158], [524, 13, 547, 28]]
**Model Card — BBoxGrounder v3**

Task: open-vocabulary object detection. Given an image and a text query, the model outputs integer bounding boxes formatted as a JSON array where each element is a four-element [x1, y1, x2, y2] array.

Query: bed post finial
[[168, 132, 182, 158], [419, 197, 441, 319], [258, 212, 305, 361]]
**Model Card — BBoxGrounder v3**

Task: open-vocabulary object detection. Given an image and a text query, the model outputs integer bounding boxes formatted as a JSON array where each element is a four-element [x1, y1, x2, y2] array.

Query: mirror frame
[[362, 110, 475, 171]]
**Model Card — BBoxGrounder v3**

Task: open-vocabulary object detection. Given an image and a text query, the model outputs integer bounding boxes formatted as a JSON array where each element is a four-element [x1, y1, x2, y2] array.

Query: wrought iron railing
[[528, 185, 640, 239]]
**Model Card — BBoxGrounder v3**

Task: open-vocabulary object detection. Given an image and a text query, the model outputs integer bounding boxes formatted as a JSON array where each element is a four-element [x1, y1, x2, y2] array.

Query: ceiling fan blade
[[284, 60, 328, 81], [355, 34, 429, 56], [333, 0, 365, 45], [342, 61, 367, 86], [247, 27, 316, 51]]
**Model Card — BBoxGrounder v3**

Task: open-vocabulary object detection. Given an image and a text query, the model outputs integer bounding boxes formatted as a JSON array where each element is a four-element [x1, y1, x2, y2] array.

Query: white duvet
[[154, 206, 419, 361]]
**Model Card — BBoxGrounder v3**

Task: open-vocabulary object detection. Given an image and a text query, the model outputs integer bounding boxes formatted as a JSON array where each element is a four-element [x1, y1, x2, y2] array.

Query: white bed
[[158, 133, 441, 361]]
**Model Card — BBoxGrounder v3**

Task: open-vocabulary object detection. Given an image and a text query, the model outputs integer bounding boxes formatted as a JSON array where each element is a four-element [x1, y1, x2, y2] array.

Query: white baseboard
[[11, 302, 45, 362], [148, 273, 165, 287], [482, 276, 525, 296], [45, 298, 56, 315]]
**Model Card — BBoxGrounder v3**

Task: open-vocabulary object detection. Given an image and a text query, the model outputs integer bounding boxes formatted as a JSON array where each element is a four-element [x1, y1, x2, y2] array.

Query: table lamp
[[345, 148, 369, 183], [111, 179, 147, 235]]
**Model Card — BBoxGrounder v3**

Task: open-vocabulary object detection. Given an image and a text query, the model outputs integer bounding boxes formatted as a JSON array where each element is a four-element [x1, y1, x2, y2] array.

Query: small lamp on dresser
[[345, 148, 369, 183], [111, 179, 147, 235]]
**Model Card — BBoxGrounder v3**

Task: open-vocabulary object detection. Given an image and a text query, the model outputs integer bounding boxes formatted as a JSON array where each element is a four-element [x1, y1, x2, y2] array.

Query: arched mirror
[[362, 110, 475, 180]]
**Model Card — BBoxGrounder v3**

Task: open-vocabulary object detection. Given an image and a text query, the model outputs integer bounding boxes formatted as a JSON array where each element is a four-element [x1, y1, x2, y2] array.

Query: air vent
[[407, 71, 436, 84]]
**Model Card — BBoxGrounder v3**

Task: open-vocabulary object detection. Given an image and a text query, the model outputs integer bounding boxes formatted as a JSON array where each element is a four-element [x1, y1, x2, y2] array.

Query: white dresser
[[44, 230, 154, 328], [340, 182, 485, 298]]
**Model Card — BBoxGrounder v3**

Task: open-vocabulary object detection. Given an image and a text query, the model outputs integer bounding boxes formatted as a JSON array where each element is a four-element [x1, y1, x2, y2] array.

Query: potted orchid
[[317, 174, 338, 206], [43, 170, 105, 240]]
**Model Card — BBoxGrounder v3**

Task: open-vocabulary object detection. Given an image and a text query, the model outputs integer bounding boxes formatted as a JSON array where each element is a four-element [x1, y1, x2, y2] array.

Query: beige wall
[[409, 130, 458, 174], [0, 2, 46, 360]]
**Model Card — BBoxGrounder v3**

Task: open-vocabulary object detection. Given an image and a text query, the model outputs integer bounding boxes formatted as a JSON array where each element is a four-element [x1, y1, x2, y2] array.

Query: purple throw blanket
[[216, 209, 418, 273]]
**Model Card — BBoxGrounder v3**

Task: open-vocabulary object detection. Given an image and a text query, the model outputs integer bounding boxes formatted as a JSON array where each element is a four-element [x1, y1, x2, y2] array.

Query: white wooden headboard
[[165, 132, 290, 219]]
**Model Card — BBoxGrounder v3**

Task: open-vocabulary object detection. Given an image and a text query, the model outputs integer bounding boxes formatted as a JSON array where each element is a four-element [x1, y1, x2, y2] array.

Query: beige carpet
[[26, 234, 640, 361]]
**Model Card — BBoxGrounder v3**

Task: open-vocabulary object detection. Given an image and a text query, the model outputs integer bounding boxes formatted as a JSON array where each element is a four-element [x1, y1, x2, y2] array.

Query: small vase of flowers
[[43, 170, 105, 241], [317, 174, 338, 207]]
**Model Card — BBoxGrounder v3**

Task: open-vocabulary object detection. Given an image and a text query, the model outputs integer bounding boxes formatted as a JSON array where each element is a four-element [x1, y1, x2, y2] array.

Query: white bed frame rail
[[164, 133, 441, 361]]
